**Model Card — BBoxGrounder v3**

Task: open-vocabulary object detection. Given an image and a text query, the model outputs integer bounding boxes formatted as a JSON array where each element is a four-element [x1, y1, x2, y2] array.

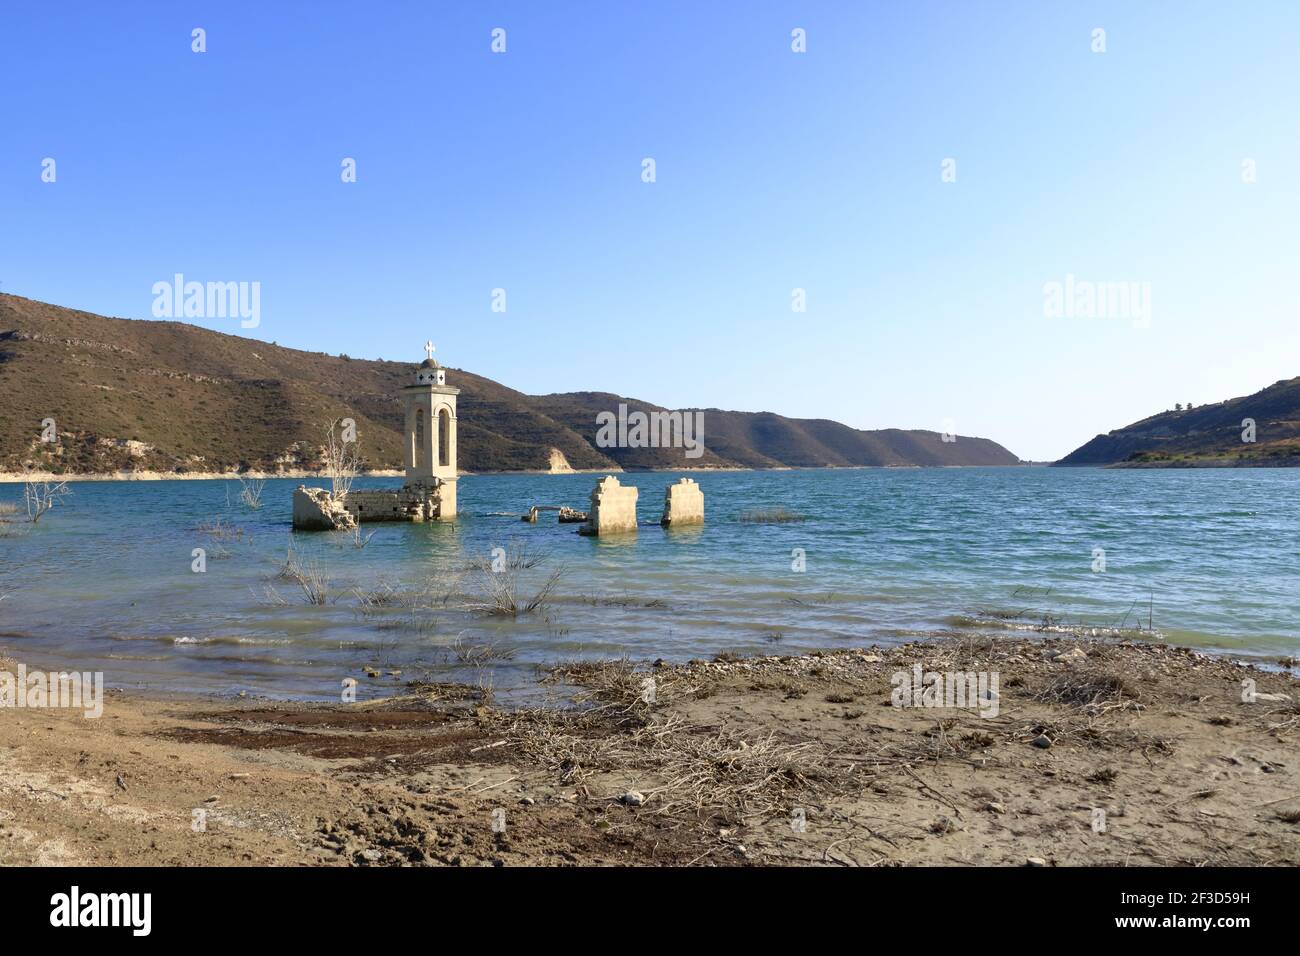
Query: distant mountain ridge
[[0, 294, 1021, 475], [1056, 377, 1300, 467]]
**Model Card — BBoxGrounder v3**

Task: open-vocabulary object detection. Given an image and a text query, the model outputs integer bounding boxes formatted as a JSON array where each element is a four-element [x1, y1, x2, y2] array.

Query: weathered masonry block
[[294, 484, 444, 528], [293, 486, 356, 530], [661, 477, 704, 527], [343, 481, 441, 523], [579, 475, 639, 536]]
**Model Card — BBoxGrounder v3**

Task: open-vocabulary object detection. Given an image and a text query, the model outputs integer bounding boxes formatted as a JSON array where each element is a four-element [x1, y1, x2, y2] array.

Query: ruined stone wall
[[345, 484, 438, 522], [292, 486, 356, 530], [661, 477, 704, 527], [293, 479, 453, 529], [579, 475, 638, 536]]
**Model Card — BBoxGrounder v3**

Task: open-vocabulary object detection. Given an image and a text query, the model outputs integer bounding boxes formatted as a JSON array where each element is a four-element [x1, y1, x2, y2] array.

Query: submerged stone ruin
[[661, 477, 704, 527], [568, 474, 705, 536], [291, 486, 356, 531], [292, 343, 459, 529], [521, 504, 588, 523], [578, 475, 639, 536], [289, 343, 707, 541]]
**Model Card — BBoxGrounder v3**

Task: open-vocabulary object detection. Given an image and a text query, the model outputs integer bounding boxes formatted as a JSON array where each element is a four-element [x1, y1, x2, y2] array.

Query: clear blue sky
[[2, 1, 1297, 461]]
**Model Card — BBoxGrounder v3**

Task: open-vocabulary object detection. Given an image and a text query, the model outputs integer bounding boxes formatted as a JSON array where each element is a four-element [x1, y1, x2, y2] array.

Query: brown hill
[[1056, 377, 1300, 467], [529, 393, 1021, 469], [0, 294, 1021, 475]]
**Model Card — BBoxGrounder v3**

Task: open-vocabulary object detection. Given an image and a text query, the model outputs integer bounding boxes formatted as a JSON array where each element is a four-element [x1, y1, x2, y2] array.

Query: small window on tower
[[438, 408, 450, 467], [415, 408, 426, 468]]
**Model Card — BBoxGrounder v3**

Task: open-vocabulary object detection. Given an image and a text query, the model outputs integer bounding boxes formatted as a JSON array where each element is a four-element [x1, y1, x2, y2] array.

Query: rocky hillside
[[530, 392, 1020, 469], [0, 294, 1022, 475], [1056, 377, 1300, 467]]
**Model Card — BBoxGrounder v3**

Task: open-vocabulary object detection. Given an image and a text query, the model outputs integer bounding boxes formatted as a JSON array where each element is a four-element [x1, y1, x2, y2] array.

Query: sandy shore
[[1, 636, 1297, 866]]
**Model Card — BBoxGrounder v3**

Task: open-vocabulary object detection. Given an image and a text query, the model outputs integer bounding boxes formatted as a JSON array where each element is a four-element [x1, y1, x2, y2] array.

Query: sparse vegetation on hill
[[0, 294, 1021, 475], [1056, 377, 1300, 467]]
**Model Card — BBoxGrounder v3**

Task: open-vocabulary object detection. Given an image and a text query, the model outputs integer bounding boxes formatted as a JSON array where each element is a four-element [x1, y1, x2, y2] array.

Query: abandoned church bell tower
[[403, 341, 458, 515], [292, 342, 459, 528]]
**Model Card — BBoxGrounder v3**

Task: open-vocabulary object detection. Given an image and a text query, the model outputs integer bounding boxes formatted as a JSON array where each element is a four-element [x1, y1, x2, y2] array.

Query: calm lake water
[[0, 468, 1296, 701]]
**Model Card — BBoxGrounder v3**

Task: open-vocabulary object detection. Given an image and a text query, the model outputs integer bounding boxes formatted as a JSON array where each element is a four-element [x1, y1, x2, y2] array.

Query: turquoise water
[[0, 468, 1296, 700]]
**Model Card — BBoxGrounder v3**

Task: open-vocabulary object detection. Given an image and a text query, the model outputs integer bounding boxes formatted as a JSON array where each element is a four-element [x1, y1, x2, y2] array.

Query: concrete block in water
[[292, 486, 356, 530], [661, 477, 704, 527], [579, 475, 639, 536]]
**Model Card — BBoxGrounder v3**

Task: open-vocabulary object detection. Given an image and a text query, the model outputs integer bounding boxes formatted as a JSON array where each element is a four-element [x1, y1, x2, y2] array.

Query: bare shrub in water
[[294, 561, 330, 606], [273, 543, 301, 580], [197, 520, 251, 559], [418, 568, 464, 610], [197, 518, 250, 547], [466, 563, 563, 617], [257, 584, 288, 607], [323, 418, 360, 500], [0, 502, 24, 538], [378, 573, 460, 612], [353, 578, 403, 610], [23, 478, 71, 523], [739, 507, 806, 524], [278, 546, 329, 605], [450, 634, 517, 665], [463, 540, 546, 572], [237, 476, 265, 510], [354, 570, 461, 637]]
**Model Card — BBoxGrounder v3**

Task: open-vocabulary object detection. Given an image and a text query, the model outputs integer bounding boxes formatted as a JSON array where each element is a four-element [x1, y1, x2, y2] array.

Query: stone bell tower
[[403, 341, 458, 518]]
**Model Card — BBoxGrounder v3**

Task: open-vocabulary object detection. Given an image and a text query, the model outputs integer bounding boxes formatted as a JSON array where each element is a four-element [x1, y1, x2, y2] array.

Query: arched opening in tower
[[438, 408, 450, 468], [415, 408, 426, 469]]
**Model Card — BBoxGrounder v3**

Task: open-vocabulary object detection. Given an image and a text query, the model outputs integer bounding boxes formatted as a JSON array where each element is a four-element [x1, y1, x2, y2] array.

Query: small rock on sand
[[620, 791, 646, 807], [1032, 734, 1053, 749]]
